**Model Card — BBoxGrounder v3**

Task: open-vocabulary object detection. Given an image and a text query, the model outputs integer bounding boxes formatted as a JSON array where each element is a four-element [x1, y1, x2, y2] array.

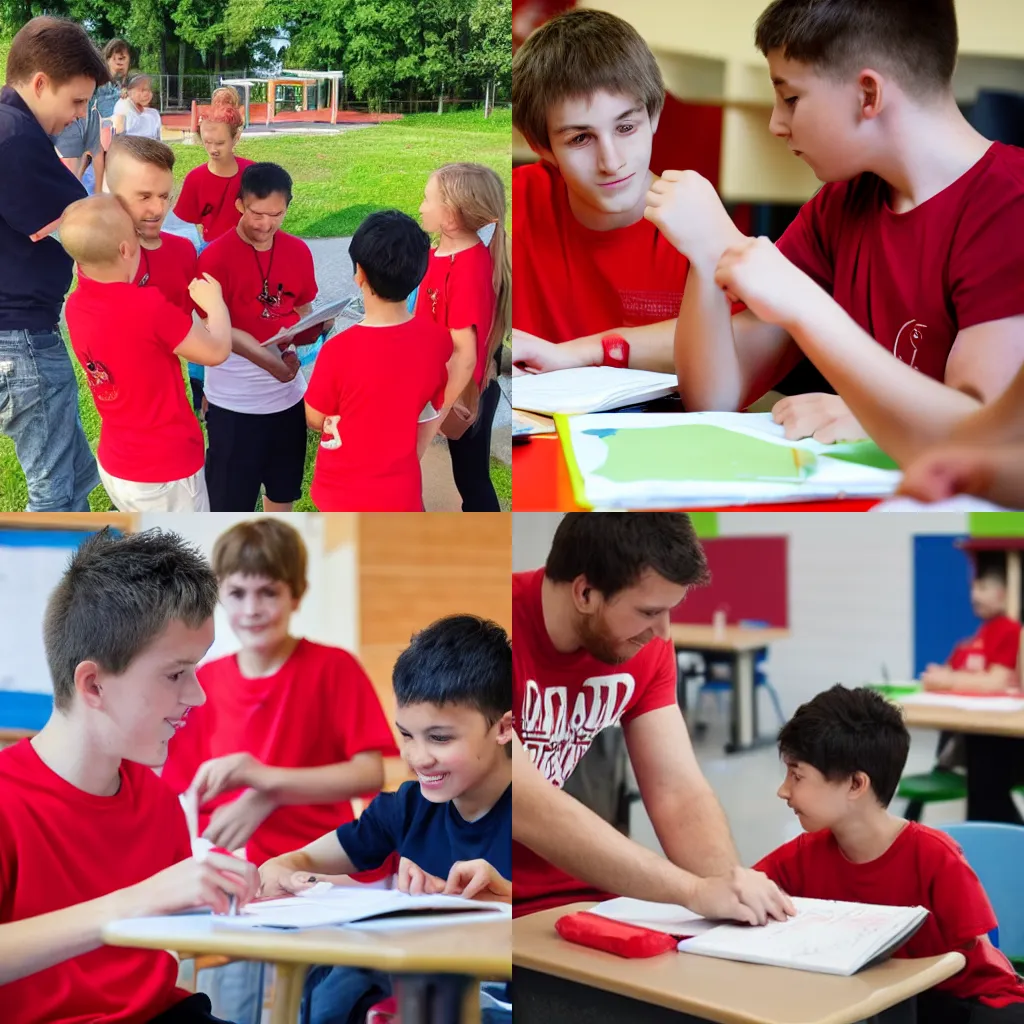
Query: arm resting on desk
[[922, 664, 1018, 693]]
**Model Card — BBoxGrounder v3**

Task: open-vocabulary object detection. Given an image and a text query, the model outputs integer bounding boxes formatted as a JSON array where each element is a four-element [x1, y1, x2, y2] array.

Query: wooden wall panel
[[357, 513, 512, 788]]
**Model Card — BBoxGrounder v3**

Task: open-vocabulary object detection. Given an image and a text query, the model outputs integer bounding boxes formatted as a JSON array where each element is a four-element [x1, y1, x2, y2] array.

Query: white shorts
[[98, 464, 209, 512]]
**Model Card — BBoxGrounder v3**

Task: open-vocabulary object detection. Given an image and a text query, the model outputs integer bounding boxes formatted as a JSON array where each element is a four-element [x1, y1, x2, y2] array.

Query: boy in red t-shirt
[[60, 195, 231, 512], [756, 685, 1024, 1021], [105, 135, 197, 312], [305, 210, 451, 511], [0, 529, 259, 1024], [193, 161, 326, 513], [648, 0, 1024, 466], [161, 518, 398, 1022], [510, 8, 690, 374]]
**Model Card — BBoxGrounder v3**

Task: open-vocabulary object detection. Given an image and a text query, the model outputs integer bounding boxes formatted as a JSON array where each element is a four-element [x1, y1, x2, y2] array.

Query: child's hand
[[443, 859, 511, 902], [188, 273, 224, 312], [122, 851, 259, 917], [512, 329, 589, 375], [644, 170, 744, 265], [396, 856, 446, 896], [264, 345, 300, 383], [922, 665, 956, 690], [713, 236, 825, 331], [689, 867, 795, 926], [202, 789, 276, 852], [771, 394, 868, 444], [258, 857, 318, 900], [898, 445, 1002, 503], [192, 751, 267, 802]]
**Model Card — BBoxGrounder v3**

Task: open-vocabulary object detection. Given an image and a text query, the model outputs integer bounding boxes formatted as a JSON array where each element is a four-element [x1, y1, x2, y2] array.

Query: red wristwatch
[[601, 333, 630, 368]]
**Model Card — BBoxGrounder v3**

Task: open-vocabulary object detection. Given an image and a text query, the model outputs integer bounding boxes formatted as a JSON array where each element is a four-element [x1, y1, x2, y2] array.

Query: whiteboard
[[0, 530, 99, 730]]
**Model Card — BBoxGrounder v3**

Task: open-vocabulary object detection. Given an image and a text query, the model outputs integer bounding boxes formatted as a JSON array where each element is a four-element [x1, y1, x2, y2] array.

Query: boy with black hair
[[304, 209, 452, 511], [0, 528, 260, 1024], [0, 16, 109, 512], [193, 161, 322, 512], [511, 7, 690, 374], [647, 0, 1024, 462], [756, 685, 1024, 1023], [513, 512, 793, 925], [258, 614, 512, 1024]]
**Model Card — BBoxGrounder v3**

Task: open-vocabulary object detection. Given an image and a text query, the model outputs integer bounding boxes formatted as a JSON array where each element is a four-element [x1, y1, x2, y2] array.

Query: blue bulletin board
[[0, 529, 113, 733], [912, 535, 979, 677]]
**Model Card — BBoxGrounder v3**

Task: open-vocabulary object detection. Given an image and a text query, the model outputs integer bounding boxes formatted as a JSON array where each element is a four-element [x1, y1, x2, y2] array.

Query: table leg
[[393, 974, 480, 1024], [270, 961, 308, 1024], [727, 651, 754, 752]]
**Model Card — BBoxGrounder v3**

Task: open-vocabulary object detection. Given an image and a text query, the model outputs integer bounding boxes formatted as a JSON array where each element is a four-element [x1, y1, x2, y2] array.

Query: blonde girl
[[417, 162, 510, 511]]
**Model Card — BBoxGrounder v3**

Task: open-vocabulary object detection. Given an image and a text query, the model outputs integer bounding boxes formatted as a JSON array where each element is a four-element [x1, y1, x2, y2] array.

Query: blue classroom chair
[[938, 821, 1024, 970]]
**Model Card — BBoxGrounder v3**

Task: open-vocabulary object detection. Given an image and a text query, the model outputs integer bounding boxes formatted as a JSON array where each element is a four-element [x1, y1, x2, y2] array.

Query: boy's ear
[[74, 659, 105, 709], [495, 710, 514, 746], [848, 770, 873, 800], [353, 263, 366, 288], [857, 69, 885, 121], [235, 198, 244, 216]]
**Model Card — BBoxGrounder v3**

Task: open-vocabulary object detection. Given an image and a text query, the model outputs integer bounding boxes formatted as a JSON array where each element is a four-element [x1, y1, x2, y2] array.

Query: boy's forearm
[[566, 321, 678, 373], [784, 304, 982, 465], [675, 260, 748, 411], [0, 889, 135, 985], [204, 305, 232, 353], [256, 753, 384, 806]]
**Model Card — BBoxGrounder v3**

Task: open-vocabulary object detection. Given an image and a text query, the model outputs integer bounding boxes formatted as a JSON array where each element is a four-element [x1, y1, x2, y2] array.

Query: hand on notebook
[[118, 851, 259, 917], [714, 236, 829, 330], [644, 170, 744, 266], [772, 394, 868, 444], [258, 855, 320, 899], [202, 789, 276, 852], [396, 857, 446, 896], [512, 329, 593, 376], [690, 867, 795, 927], [443, 860, 512, 903]]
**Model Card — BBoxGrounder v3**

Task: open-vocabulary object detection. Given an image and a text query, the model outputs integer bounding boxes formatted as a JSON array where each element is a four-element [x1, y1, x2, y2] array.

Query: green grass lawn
[[0, 108, 512, 513]]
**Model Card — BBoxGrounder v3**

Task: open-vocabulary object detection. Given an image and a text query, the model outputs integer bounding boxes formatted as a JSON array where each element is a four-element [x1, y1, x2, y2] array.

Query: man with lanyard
[[0, 17, 108, 511], [513, 512, 795, 924]]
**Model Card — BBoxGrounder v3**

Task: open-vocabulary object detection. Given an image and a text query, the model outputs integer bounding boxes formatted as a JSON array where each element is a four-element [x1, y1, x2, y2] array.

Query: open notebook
[[510, 367, 679, 415], [590, 896, 927, 976], [555, 411, 901, 508], [217, 885, 510, 930]]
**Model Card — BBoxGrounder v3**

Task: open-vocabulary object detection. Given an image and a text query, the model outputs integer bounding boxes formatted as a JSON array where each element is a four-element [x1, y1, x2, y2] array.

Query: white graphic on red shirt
[[520, 673, 636, 788], [893, 320, 926, 369]]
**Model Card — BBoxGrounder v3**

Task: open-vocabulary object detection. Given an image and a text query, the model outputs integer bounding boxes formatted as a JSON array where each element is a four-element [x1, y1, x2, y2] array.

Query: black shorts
[[205, 399, 308, 511], [148, 993, 233, 1024]]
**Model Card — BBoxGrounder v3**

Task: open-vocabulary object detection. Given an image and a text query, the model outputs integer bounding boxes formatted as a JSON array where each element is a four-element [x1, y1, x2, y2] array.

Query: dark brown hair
[[6, 16, 109, 89], [754, 0, 958, 96], [512, 8, 664, 151], [546, 513, 710, 599], [778, 685, 910, 807], [44, 530, 218, 712], [211, 519, 308, 600], [103, 38, 131, 62]]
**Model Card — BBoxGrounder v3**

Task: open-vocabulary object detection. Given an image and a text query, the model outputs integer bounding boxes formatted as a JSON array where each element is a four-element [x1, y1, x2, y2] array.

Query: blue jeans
[[0, 328, 98, 511], [302, 965, 390, 1024]]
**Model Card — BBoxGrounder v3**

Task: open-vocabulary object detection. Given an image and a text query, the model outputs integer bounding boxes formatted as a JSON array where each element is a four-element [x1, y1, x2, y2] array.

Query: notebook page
[[510, 367, 678, 415]]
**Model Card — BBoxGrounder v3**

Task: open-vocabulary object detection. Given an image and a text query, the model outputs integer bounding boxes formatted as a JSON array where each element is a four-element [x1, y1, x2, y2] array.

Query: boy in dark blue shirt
[[259, 613, 512, 1024]]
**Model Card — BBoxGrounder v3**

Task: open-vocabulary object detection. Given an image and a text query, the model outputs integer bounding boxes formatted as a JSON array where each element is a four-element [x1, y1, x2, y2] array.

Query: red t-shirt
[[0, 739, 192, 1024], [195, 227, 317, 343], [65, 275, 203, 482], [174, 157, 255, 242], [304, 320, 451, 512], [161, 639, 399, 866], [769, 143, 1024, 385], [512, 568, 678, 916], [414, 242, 494, 387], [134, 232, 197, 311], [512, 160, 690, 343], [755, 823, 1024, 1006], [948, 615, 1022, 672]]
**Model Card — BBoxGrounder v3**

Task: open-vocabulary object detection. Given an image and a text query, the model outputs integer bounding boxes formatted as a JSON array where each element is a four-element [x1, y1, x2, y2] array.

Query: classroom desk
[[513, 904, 964, 1024], [103, 912, 510, 1024], [896, 698, 1024, 738], [671, 625, 791, 753], [511, 433, 881, 512]]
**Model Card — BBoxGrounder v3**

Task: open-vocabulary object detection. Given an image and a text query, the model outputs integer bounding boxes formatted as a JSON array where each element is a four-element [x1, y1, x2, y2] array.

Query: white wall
[[511, 512, 971, 712], [139, 513, 357, 663]]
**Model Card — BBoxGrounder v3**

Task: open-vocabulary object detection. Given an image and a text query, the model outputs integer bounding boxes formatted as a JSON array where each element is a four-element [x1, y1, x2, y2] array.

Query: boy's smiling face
[[396, 701, 512, 806], [541, 89, 658, 227], [777, 756, 871, 833], [766, 50, 877, 183], [85, 617, 213, 767]]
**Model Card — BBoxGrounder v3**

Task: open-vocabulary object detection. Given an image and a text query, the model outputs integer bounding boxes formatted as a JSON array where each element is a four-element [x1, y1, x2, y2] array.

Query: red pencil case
[[555, 910, 678, 958]]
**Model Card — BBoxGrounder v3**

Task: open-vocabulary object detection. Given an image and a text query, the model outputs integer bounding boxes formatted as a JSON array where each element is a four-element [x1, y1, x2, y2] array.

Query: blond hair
[[59, 195, 135, 266], [432, 163, 510, 369], [106, 134, 175, 190], [211, 85, 242, 108], [512, 8, 664, 151]]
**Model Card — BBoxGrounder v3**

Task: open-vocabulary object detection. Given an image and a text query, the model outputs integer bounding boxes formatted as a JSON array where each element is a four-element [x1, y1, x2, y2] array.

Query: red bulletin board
[[671, 536, 789, 628]]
